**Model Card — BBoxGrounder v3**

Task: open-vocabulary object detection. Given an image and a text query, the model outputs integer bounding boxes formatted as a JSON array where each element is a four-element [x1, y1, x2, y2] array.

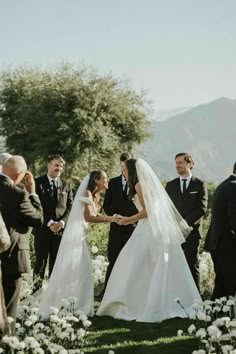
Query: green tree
[[0, 64, 151, 177]]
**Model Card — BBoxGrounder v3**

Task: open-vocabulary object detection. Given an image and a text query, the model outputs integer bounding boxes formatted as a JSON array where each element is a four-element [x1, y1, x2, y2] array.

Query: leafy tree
[[0, 64, 151, 177]]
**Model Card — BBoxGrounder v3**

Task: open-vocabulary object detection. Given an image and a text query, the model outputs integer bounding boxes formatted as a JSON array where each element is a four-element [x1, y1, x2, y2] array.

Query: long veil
[[39, 175, 94, 318], [136, 159, 192, 254]]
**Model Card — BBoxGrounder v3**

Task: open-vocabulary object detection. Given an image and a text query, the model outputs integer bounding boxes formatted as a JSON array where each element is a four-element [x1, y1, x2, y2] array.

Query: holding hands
[[112, 214, 131, 225]]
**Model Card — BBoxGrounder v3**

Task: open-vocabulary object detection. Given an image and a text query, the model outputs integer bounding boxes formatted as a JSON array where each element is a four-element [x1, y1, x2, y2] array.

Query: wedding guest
[[0, 152, 12, 172], [166, 153, 208, 288], [0, 212, 11, 334], [0, 156, 43, 324], [33, 155, 73, 292], [205, 162, 236, 299], [103, 152, 138, 289]]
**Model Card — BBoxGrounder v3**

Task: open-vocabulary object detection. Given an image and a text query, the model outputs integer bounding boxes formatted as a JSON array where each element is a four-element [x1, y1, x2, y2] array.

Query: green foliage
[[0, 64, 151, 177]]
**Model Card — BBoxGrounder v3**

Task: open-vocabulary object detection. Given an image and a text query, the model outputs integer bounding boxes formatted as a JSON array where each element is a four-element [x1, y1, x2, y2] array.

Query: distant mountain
[[138, 97, 236, 183], [153, 107, 190, 121]]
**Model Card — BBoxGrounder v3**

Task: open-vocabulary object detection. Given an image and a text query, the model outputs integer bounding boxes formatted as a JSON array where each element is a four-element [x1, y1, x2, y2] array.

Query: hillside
[[138, 97, 236, 183]]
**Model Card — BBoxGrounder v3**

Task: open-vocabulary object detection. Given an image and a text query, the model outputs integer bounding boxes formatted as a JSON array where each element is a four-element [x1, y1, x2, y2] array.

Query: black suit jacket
[[103, 175, 138, 235], [0, 174, 43, 274], [34, 175, 73, 234], [205, 175, 236, 251], [166, 176, 208, 236]]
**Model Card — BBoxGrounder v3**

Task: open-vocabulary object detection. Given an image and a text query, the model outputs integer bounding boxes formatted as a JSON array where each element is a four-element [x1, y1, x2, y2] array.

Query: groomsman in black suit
[[0, 156, 43, 321], [205, 162, 236, 299], [103, 152, 138, 289], [166, 153, 208, 287], [33, 155, 73, 292]]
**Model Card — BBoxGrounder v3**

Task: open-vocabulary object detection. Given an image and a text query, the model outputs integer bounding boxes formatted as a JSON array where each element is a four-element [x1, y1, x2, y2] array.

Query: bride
[[97, 158, 202, 322], [38, 170, 119, 318]]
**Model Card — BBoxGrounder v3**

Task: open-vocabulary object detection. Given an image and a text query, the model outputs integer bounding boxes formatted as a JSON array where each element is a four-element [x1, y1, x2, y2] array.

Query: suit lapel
[[57, 178, 63, 202]]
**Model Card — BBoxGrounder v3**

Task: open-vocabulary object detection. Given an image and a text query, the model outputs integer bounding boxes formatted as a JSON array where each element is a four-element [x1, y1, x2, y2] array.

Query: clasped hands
[[50, 222, 63, 233], [112, 214, 131, 225]]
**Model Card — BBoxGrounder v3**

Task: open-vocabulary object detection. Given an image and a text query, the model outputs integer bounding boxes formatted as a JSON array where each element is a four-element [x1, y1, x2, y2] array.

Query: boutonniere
[[39, 184, 51, 193]]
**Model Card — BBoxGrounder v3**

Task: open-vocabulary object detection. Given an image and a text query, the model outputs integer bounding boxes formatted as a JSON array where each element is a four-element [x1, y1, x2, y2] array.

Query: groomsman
[[103, 152, 138, 289], [33, 154, 73, 292], [166, 153, 208, 287], [0, 156, 43, 321], [205, 162, 236, 299]]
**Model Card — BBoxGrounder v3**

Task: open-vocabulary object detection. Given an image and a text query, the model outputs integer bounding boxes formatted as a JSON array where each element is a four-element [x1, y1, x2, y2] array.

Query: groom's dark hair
[[120, 152, 133, 162], [175, 152, 194, 169]]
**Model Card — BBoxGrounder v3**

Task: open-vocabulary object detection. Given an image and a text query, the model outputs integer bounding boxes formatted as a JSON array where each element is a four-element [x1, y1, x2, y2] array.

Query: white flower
[[79, 314, 88, 322], [222, 305, 230, 312], [83, 319, 92, 328], [207, 325, 221, 338], [24, 320, 33, 327], [188, 324, 196, 334], [91, 245, 98, 254], [196, 328, 206, 338], [177, 329, 183, 336], [197, 313, 207, 321], [49, 306, 59, 315], [226, 299, 235, 306], [221, 345, 233, 354]]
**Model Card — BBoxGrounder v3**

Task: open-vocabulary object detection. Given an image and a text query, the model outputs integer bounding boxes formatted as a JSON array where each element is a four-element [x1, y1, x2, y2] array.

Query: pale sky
[[0, 0, 235, 110]]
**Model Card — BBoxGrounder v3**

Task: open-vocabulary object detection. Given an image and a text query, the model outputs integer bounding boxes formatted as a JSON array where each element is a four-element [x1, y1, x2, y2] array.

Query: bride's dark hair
[[87, 170, 104, 213], [125, 159, 138, 199], [87, 170, 103, 194]]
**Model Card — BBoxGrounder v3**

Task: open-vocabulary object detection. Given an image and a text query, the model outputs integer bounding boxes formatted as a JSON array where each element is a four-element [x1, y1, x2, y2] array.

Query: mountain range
[[138, 97, 236, 183]]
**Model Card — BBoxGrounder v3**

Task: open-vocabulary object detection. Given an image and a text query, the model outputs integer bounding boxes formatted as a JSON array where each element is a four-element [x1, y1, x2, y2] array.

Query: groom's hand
[[118, 217, 130, 225]]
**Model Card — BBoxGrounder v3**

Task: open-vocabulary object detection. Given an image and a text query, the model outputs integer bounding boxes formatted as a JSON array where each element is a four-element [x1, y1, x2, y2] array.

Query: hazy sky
[[0, 0, 235, 110]]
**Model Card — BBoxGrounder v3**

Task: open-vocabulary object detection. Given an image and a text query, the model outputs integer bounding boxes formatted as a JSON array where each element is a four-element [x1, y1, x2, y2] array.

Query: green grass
[[82, 300, 198, 354]]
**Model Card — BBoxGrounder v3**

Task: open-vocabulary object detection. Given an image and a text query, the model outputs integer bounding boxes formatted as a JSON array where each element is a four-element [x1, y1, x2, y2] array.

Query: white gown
[[38, 195, 96, 318], [97, 195, 202, 322]]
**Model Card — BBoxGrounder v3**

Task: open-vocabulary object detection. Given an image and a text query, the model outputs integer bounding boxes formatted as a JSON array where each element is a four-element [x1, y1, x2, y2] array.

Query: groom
[[103, 152, 138, 289]]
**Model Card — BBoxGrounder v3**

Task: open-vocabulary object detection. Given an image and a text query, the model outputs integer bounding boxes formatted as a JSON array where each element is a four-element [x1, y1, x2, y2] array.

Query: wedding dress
[[38, 176, 95, 318], [97, 159, 202, 322]]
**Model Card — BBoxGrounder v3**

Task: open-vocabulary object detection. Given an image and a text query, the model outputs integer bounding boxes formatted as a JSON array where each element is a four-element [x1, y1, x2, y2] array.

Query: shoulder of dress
[[79, 196, 93, 205]]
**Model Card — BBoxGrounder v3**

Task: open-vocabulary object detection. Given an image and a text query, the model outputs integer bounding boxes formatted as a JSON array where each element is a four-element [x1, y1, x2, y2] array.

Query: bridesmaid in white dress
[[38, 170, 119, 319], [97, 158, 202, 323]]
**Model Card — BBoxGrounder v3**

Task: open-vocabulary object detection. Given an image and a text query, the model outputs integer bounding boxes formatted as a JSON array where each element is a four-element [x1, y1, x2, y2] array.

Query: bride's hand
[[118, 217, 130, 225], [111, 215, 122, 223]]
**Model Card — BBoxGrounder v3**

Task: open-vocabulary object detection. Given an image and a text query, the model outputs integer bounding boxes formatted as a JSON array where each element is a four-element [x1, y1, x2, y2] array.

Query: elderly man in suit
[[103, 152, 138, 290], [0, 152, 12, 172], [0, 155, 43, 321], [33, 154, 73, 292], [166, 153, 208, 288], [205, 162, 236, 299]]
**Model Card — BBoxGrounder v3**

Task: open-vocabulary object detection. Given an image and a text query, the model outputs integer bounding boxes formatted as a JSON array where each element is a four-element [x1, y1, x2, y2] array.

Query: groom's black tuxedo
[[166, 176, 208, 286], [103, 175, 138, 288], [33, 175, 73, 284], [204, 175, 236, 299]]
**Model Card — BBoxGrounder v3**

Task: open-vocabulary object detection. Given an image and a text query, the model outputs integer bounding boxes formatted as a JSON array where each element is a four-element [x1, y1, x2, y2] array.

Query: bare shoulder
[[135, 182, 142, 193], [84, 189, 92, 198]]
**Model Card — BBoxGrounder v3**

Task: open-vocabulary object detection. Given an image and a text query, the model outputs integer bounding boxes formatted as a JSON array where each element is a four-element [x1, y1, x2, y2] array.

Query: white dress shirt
[[179, 174, 192, 193]]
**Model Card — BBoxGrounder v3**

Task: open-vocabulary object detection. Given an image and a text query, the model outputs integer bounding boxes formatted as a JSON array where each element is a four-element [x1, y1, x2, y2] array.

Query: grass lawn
[[82, 300, 198, 354]]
